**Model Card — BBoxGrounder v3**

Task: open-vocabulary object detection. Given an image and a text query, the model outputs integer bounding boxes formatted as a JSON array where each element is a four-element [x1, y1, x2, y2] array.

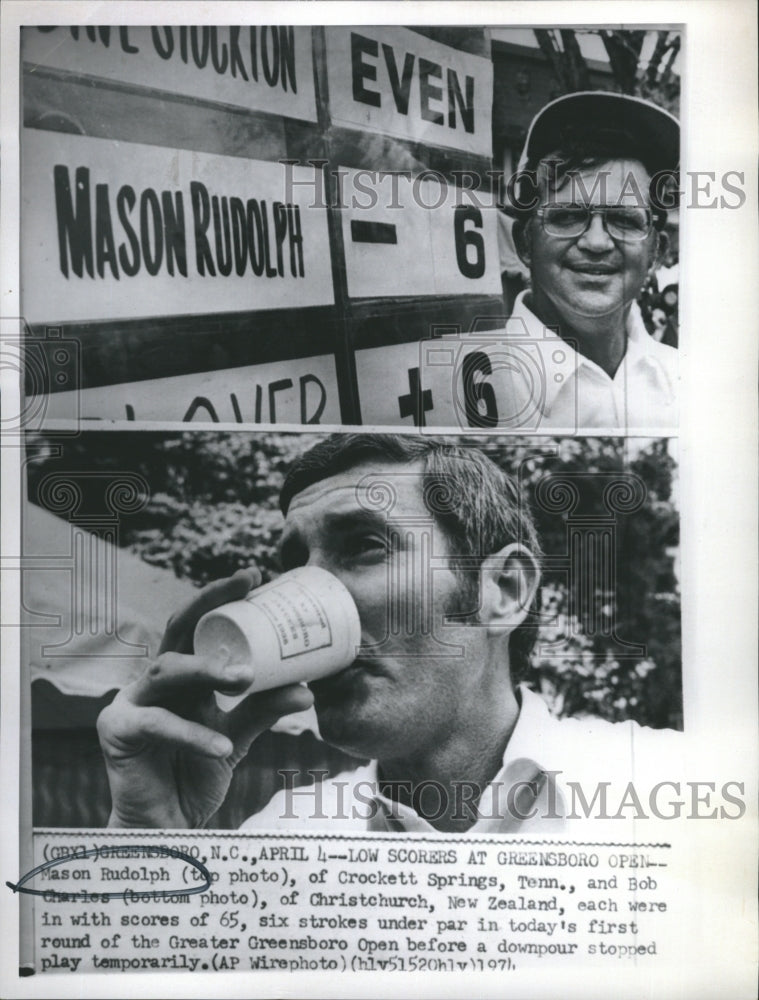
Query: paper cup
[[193, 566, 361, 709]]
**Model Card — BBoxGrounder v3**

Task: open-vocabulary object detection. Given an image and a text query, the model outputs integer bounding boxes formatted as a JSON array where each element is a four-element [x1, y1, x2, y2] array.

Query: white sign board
[[340, 168, 502, 298], [42, 354, 341, 424], [355, 332, 554, 428], [22, 130, 334, 323], [326, 27, 493, 157], [22, 26, 317, 122]]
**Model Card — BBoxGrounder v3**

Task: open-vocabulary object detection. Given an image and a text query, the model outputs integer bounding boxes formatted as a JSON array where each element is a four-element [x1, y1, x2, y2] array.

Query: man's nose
[[303, 553, 371, 631], [576, 211, 615, 252]]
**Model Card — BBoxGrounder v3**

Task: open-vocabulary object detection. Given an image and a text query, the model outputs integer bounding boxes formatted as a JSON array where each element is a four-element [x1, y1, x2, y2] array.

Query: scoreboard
[[21, 25, 512, 427]]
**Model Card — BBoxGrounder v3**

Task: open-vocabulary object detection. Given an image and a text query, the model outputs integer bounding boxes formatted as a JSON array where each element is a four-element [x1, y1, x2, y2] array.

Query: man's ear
[[650, 229, 669, 271], [512, 217, 532, 266], [479, 543, 540, 636]]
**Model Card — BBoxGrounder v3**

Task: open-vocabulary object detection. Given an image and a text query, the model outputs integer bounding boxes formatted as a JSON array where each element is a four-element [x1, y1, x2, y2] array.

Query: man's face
[[526, 158, 657, 328], [278, 461, 491, 761]]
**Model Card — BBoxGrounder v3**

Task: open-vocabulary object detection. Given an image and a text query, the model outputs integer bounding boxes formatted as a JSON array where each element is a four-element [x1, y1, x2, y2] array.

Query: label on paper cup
[[193, 566, 361, 709], [254, 581, 334, 659]]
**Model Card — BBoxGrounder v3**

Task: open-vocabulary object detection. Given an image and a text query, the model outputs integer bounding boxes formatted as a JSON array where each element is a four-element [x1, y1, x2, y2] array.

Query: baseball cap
[[517, 91, 680, 177]]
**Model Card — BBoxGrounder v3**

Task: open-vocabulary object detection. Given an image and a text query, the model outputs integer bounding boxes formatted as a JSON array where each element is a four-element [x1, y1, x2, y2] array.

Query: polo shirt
[[505, 291, 678, 432], [241, 687, 682, 834]]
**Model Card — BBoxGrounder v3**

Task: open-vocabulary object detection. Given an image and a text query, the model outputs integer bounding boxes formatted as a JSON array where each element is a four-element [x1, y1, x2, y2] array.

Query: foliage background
[[531, 28, 680, 111], [27, 432, 681, 730]]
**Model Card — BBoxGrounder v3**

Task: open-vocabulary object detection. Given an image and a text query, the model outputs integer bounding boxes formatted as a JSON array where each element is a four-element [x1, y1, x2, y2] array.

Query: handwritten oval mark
[[6, 843, 212, 901]]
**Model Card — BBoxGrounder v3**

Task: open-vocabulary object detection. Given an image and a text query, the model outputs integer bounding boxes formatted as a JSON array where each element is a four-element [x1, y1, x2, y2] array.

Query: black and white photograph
[[20, 22, 683, 432], [1, 2, 756, 998], [25, 431, 682, 832]]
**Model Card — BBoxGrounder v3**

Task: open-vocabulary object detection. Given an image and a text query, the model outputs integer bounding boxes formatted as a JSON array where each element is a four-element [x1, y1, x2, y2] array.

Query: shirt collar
[[509, 291, 669, 416], [367, 686, 568, 833]]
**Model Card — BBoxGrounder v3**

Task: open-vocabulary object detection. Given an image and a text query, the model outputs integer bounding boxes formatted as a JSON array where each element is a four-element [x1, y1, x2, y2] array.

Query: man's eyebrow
[[278, 508, 390, 558], [322, 509, 390, 533]]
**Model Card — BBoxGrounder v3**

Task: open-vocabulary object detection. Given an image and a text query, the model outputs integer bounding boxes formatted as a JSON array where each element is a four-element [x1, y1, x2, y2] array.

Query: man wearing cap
[[504, 91, 679, 431]]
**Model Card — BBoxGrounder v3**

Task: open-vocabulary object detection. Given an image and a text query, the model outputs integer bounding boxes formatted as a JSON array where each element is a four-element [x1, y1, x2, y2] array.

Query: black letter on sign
[[54, 165, 94, 279], [269, 378, 294, 422], [162, 191, 187, 277], [190, 27, 210, 68], [210, 27, 229, 74], [95, 183, 119, 279], [288, 206, 304, 277], [119, 27, 139, 54], [183, 397, 219, 422], [351, 33, 381, 107], [279, 26, 297, 93], [191, 181, 216, 276], [454, 205, 485, 279], [419, 58, 444, 125], [230, 197, 248, 276], [461, 351, 498, 428], [116, 185, 140, 276], [140, 189, 164, 276], [261, 26, 280, 86], [248, 27, 259, 81], [398, 368, 433, 427], [212, 196, 233, 277], [447, 69, 474, 134], [300, 374, 326, 424], [382, 43, 414, 115], [228, 27, 248, 80], [152, 27, 174, 59]]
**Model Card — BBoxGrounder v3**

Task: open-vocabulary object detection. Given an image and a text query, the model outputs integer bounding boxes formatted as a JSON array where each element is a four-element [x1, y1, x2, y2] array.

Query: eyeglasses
[[536, 205, 654, 243]]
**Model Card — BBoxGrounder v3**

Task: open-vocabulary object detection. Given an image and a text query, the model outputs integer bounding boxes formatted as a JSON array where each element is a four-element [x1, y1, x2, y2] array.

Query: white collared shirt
[[505, 291, 678, 432], [242, 687, 682, 834]]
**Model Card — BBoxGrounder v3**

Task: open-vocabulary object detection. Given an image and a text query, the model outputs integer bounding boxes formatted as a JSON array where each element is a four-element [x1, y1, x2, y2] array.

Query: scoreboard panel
[[21, 25, 507, 427]]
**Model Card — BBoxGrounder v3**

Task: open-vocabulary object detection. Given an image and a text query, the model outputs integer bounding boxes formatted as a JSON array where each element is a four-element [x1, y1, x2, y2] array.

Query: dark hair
[[510, 124, 673, 225], [281, 434, 542, 682]]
